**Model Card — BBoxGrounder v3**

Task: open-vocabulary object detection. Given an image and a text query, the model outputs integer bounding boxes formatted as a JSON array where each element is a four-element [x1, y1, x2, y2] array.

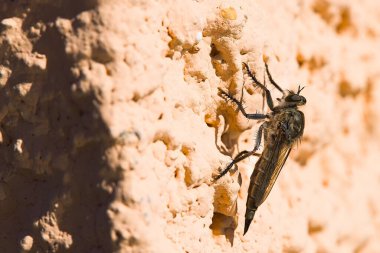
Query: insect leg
[[253, 122, 266, 152], [214, 151, 248, 181], [218, 88, 267, 120], [261, 72, 266, 112], [213, 150, 260, 182], [264, 62, 284, 93], [213, 123, 266, 181], [243, 62, 276, 111]]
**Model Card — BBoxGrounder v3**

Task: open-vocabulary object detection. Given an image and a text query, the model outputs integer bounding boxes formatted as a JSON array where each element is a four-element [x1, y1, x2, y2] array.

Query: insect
[[215, 62, 306, 235]]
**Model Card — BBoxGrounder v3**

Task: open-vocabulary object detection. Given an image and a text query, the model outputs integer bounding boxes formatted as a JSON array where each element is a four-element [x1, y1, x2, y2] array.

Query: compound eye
[[285, 94, 301, 102], [291, 94, 301, 101]]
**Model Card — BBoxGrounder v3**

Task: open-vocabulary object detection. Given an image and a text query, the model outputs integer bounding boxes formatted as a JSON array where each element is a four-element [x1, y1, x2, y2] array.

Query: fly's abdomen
[[246, 150, 274, 213], [243, 151, 273, 234], [244, 140, 291, 234]]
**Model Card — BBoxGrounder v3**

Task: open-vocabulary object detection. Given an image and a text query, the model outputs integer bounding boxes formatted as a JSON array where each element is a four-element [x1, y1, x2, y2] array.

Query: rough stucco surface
[[1, 0, 380, 252]]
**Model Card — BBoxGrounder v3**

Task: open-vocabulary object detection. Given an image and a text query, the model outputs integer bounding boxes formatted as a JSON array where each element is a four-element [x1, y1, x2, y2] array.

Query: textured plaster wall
[[1, 0, 380, 252]]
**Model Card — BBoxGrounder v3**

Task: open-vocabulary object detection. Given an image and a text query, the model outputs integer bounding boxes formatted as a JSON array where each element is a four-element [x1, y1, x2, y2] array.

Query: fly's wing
[[259, 141, 292, 205]]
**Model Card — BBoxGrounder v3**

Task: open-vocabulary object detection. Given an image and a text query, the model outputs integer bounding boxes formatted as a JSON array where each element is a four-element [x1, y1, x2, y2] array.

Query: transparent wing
[[259, 144, 292, 205]]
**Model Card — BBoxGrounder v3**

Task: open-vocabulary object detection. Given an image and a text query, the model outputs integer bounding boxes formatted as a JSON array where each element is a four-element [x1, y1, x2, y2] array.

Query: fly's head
[[279, 86, 306, 108]]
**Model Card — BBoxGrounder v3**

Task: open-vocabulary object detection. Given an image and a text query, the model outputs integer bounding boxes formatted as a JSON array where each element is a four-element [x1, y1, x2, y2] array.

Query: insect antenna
[[297, 85, 305, 94]]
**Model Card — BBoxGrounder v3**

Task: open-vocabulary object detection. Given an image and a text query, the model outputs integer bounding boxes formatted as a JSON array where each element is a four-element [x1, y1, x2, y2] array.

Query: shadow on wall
[[0, 1, 116, 252]]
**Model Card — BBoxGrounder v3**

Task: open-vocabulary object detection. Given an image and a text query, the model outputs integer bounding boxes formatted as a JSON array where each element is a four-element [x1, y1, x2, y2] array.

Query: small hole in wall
[[336, 6, 356, 35], [294, 148, 314, 167], [157, 113, 163, 120], [296, 52, 326, 71], [312, 0, 333, 24], [106, 67, 112, 76], [209, 212, 236, 245], [181, 145, 193, 157], [338, 79, 360, 98], [204, 113, 218, 128], [240, 49, 249, 55], [209, 43, 230, 81], [174, 168, 180, 179], [184, 166, 192, 186], [209, 172, 241, 244], [308, 220, 324, 235], [127, 236, 139, 246], [132, 93, 140, 102], [210, 44, 220, 58], [296, 52, 306, 67]]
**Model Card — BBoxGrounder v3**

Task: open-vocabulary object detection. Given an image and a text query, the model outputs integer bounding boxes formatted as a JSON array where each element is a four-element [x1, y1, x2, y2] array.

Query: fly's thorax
[[270, 109, 305, 142]]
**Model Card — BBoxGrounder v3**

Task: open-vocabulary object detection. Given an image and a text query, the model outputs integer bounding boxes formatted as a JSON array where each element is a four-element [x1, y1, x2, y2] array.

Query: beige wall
[[1, 0, 380, 252]]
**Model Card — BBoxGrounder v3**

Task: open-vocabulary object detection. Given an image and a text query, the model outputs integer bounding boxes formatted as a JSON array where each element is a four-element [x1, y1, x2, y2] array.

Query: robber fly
[[215, 62, 306, 235]]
